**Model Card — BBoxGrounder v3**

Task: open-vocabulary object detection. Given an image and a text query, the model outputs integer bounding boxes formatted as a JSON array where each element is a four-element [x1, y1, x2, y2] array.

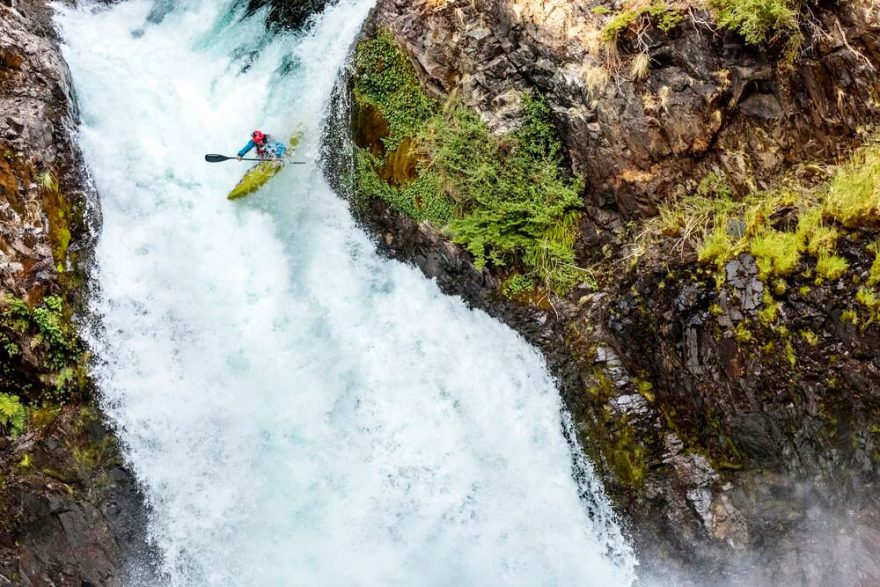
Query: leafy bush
[[601, 2, 683, 42], [709, 0, 800, 45], [1, 295, 85, 400], [422, 104, 584, 291], [354, 32, 585, 293]]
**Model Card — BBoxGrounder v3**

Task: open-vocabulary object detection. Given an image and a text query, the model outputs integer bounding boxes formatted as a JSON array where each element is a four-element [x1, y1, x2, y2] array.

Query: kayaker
[[236, 130, 287, 161]]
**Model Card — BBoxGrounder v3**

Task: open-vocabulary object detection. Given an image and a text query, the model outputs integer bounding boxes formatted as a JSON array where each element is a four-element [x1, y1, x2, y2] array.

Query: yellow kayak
[[227, 134, 301, 200]]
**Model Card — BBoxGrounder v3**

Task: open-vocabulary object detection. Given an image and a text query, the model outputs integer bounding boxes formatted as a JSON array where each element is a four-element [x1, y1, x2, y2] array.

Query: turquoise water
[[56, 1, 637, 584]]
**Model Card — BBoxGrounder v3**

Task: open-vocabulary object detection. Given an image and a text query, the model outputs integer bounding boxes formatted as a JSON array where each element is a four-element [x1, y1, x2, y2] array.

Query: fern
[[0, 393, 26, 437]]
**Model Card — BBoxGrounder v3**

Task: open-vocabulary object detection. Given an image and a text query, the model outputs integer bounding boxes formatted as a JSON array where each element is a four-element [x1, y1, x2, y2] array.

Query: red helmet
[[251, 130, 265, 145]]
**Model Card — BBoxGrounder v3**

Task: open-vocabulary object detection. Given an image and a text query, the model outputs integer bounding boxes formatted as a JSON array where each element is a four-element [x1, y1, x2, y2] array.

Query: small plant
[[867, 241, 880, 287], [709, 0, 801, 46], [840, 309, 858, 325], [630, 52, 650, 81], [635, 379, 655, 402], [758, 290, 778, 325], [785, 340, 797, 366], [734, 321, 754, 343], [800, 329, 819, 346], [501, 273, 538, 298], [749, 229, 801, 278], [856, 287, 880, 325], [0, 393, 26, 437], [601, 2, 683, 43], [815, 251, 849, 281], [823, 142, 880, 227]]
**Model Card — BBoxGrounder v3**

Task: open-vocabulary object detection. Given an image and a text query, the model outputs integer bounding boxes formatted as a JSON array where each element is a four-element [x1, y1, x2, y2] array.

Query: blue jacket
[[238, 135, 287, 159]]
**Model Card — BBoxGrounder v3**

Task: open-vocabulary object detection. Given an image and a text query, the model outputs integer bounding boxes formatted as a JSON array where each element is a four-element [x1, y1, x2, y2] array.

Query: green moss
[[604, 413, 647, 487], [840, 309, 858, 325], [758, 290, 778, 325], [785, 339, 797, 366], [734, 321, 754, 343], [697, 224, 734, 271], [824, 142, 880, 227], [800, 329, 819, 346], [856, 287, 880, 325], [867, 241, 880, 287], [634, 378, 655, 402], [815, 251, 849, 281], [749, 229, 801, 278]]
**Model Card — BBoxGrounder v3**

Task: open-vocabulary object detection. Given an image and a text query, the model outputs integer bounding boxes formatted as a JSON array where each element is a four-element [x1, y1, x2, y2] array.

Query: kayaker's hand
[[236, 155, 242, 161]]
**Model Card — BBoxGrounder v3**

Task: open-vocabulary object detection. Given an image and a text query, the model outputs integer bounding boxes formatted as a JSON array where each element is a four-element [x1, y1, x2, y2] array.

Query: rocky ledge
[[1, 1, 152, 584], [340, 0, 880, 584]]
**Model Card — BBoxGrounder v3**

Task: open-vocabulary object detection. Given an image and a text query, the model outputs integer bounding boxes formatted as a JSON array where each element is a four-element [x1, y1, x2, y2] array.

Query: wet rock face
[[374, 0, 880, 218], [0, 0, 93, 299], [1, 408, 157, 587], [1, 2, 152, 585], [592, 242, 880, 584]]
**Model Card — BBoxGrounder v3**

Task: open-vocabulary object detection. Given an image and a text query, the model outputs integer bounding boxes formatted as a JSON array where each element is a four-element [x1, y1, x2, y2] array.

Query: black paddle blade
[[205, 154, 231, 163]]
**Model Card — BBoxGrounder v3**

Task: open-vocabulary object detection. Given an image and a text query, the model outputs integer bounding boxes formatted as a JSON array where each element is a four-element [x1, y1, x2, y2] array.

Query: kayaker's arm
[[237, 139, 256, 160]]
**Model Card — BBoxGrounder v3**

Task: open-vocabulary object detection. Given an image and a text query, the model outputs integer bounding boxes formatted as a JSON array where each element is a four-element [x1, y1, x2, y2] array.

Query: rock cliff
[[341, 0, 880, 583], [1, 1, 153, 584]]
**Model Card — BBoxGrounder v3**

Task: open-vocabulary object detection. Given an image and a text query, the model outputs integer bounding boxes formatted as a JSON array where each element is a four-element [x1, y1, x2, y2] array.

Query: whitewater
[[55, 1, 637, 584]]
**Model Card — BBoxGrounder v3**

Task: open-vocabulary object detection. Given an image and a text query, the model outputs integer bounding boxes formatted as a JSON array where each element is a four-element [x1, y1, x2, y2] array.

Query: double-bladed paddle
[[205, 154, 306, 164]]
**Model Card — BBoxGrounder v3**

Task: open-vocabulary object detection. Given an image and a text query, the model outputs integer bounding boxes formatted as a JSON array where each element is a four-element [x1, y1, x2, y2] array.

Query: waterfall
[[56, 1, 637, 584]]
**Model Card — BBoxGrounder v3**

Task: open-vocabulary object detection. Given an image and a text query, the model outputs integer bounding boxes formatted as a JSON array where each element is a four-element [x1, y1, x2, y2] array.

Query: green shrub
[[601, 2, 683, 42], [354, 32, 585, 293], [709, 0, 800, 45]]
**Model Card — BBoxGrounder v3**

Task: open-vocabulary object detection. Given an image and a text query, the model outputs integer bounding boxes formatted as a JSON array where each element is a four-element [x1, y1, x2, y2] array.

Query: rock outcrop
[[374, 0, 880, 218], [342, 0, 880, 584], [1, 1, 153, 584]]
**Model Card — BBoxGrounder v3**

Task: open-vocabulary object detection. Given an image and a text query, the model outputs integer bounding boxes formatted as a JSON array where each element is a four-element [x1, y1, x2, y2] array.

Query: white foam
[[56, 1, 637, 584]]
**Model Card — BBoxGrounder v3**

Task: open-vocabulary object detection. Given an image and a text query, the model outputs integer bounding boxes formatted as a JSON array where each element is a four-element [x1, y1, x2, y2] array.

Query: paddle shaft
[[205, 154, 306, 164]]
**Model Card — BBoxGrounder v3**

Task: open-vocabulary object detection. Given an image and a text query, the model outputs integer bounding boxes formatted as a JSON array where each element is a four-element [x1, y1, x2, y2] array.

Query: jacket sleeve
[[237, 140, 256, 157]]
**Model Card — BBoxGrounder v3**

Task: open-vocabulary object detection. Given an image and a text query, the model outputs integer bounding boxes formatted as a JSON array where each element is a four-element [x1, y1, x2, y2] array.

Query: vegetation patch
[[1, 295, 87, 407], [600, 1, 683, 43], [709, 0, 801, 46], [649, 139, 880, 292], [353, 32, 585, 293], [0, 393, 26, 437]]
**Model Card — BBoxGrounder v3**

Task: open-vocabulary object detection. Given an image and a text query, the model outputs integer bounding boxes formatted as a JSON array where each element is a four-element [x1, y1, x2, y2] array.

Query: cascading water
[[56, 1, 638, 584]]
